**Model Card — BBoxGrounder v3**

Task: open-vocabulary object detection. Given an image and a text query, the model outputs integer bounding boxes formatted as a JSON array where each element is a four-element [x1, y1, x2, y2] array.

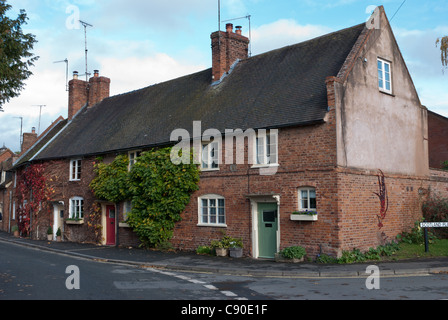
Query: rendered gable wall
[[334, 7, 428, 177]]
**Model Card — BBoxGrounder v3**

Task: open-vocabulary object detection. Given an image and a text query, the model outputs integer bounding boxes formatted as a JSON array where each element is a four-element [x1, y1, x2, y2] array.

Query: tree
[[436, 36, 448, 69], [0, 0, 38, 111]]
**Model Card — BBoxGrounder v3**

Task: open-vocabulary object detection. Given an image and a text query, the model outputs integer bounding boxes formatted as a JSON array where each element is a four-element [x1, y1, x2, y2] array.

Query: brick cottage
[[3, 6, 448, 259]]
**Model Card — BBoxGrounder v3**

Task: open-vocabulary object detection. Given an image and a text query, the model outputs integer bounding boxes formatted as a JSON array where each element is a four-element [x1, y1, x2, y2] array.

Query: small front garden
[[316, 219, 448, 264]]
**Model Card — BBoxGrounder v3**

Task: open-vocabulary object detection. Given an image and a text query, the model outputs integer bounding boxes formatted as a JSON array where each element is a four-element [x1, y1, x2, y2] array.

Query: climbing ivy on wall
[[90, 147, 200, 248], [90, 154, 132, 203], [16, 163, 53, 236]]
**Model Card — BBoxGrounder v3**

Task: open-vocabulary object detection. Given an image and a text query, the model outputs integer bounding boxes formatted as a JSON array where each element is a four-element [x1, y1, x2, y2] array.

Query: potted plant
[[11, 225, 19, 237], [47, 226, 53, 241], [290, 210, 318, 221], [229, 238, 243, 258], [56, 227, 62, 242], [211, 239, 228, 257], [275, 246, 307, 263]]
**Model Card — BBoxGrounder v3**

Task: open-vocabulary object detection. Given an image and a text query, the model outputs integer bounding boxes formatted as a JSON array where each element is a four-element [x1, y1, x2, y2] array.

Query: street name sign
[[420, 222, 448, 228]]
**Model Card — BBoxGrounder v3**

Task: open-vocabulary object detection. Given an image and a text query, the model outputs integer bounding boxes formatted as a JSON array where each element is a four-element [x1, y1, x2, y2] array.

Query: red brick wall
[[171, 116, 340, 257], [428, 111, 448, 169]]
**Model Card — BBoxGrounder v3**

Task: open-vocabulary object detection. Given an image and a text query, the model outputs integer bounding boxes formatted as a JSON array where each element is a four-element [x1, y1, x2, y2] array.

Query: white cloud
[[100, 53, 206, 95], [393, 25, 448, 116], [251, 19, 332, 54]]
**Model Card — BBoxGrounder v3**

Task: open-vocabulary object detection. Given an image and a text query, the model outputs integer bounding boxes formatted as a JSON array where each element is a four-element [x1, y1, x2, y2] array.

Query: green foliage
[[90, 154, 132, 203], [397, 220, 437, 244], [279, 246, 307, 260], [441, 160, 448, 171], [436, 36, 448, 69], [0, 0, 39, 108], [210, 235, 242, 249], [56, 227, 61, 237], [315, 254, 338, 264], [196, 246, 212, 255], [317, 242, 400, 264], [126, 147, 200, 248], [47, 226, 52, 234], [90, 147, 200, 248]]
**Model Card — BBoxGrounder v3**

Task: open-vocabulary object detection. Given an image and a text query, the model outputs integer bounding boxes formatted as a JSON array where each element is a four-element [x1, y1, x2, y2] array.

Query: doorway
[[53, 204, 64, 239], [106, 205, 116, 245], [257, 202, 278, 259]]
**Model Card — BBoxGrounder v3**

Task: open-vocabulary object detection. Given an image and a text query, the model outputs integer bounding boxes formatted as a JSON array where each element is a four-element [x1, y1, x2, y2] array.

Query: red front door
[[106, 205, 116, 245]]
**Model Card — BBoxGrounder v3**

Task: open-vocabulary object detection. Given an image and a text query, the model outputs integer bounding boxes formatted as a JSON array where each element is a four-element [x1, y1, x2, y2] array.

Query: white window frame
[[128, 150, 141, 171], [201, 141, 220, 171], [298, 187, 317, 212], [70, 159, 82, 181], [198, 194, 226, 227], [253, 130, 278, 167], [123, 200, 132, 222], [69, 197, 84, 219], [377, 58, 392, 94]]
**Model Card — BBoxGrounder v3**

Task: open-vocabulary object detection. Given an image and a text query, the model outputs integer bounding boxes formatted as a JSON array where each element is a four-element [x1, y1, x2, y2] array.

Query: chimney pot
[[226, 23, 233, 33], [73, 71, 79, 80], [235, 26, 242, 35], [94, 70, 99, 77], [32, 127, 36, 133]]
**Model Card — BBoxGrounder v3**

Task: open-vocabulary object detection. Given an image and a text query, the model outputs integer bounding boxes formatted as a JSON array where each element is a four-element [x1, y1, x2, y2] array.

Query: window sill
[[251, 163, 279, 169], [66, 219, 84, 225], [200, 168, 220, 172], [379, 89, 395, 97], [197, 223, 227, 228], [290, 214, 317, 221]]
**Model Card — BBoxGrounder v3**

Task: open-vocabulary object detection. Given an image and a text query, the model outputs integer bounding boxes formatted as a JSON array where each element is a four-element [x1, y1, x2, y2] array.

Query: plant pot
[[56, 236, 62, 242], [215, 247, 228, 257], [229, 247, 243, 258], [13, 230, 19, 237], [47, 234, 53, 241]]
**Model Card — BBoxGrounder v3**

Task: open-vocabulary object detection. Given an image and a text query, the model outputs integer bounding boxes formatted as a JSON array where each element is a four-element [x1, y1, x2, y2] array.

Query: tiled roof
[[36, 23, 365, 160]]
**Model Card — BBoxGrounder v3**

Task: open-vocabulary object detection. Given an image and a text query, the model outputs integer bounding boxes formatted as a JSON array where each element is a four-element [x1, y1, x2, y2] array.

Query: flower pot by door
[[229, 247, 243, 258], [47, 234, 53, 241], [215, 248, 228, 257]]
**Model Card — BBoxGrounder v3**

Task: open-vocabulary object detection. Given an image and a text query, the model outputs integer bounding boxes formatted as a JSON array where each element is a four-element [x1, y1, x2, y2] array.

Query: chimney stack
[[21, 127, 38, 153], [68, 71, 88, 120], [88, 70, 110, 108], [211, 23, 249, 82], [68, 70, 110, 120]]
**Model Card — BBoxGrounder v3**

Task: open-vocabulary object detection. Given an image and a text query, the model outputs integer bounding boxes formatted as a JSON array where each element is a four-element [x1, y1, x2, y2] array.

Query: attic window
[[377, 58, 392, 94]]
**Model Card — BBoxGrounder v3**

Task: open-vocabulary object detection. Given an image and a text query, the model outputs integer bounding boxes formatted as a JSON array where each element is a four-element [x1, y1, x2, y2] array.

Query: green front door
[[257, 203, 278, 259]]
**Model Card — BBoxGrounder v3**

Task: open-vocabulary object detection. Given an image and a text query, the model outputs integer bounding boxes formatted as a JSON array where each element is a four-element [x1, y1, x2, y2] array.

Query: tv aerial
[[53, 58, 69, 91], [79, 20, 93, 81], [222, 14, 252, 57]]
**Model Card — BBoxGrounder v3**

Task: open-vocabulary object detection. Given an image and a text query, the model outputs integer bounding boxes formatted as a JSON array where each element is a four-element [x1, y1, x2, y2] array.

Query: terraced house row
[[1, 6, 447, 259]]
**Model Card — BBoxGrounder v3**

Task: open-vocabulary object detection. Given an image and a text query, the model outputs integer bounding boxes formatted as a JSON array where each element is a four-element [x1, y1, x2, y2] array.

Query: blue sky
[[1, 0, 448, 152]]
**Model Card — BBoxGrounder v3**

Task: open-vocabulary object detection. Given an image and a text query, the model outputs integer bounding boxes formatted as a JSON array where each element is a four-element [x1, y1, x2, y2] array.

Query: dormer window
[[377, 58, 392, 94]]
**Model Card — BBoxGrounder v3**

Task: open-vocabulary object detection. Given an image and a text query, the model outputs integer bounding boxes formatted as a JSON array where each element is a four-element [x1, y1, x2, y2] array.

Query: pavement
[[1, 230, 448, 278]]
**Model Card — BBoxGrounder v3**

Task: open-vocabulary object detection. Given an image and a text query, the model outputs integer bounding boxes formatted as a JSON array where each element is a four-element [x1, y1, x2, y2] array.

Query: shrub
[[422, 194, 448, 239], [397, 220, 436, 244], [196, 246, 212, 255], [279, 246, 306, 260]]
